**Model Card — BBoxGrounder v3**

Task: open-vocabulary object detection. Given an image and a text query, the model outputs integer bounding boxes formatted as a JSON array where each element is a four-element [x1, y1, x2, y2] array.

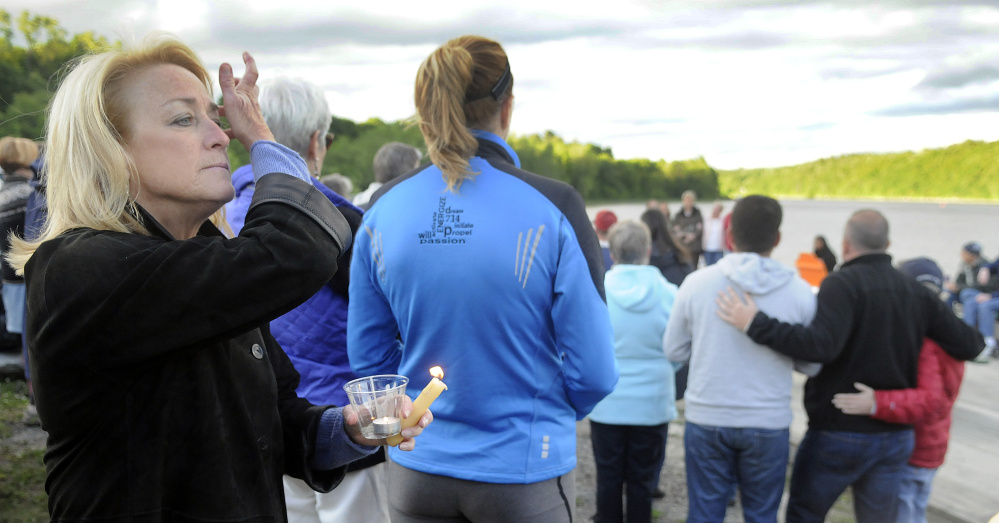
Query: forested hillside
[[719, 139, 999, 200], [227, 119, 720, 202]]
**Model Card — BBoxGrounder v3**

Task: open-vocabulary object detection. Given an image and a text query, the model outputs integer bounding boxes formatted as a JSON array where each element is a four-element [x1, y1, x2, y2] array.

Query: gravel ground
[[10, 395, 840, 523]]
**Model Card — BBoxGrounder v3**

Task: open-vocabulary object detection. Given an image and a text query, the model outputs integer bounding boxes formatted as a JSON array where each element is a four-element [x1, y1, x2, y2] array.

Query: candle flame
[[429, 366, 444, 379]]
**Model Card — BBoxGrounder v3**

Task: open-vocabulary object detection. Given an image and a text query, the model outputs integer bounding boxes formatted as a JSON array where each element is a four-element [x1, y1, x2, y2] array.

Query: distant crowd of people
[[1, 28, 993, 523], [590, 196, 988, 523]]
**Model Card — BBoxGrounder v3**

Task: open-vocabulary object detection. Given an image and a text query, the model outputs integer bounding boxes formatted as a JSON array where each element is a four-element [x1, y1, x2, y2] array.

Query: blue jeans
[[960, 288, 984, 327], [786, 429, 915, 523], [684, 422, 789, 523], [896, 464, 937, 523], [703, 251, 724, 266], [590, 421, 668, 523], [976, 296, 999, 339], [1, 282, 25, 334]]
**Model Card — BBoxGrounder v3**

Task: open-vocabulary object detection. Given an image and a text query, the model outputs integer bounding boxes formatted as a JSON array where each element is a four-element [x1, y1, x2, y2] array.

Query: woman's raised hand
[[218, 52, 274, 149]]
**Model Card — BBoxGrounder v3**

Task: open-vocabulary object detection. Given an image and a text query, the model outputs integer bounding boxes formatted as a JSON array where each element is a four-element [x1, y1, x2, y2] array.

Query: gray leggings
[[387, 460, 576, 523]]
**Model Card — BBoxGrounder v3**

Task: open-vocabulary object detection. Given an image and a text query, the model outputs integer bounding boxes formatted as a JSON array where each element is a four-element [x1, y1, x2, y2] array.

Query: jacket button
[[251, 344, 264, 359], [258, 436, 269, 451]]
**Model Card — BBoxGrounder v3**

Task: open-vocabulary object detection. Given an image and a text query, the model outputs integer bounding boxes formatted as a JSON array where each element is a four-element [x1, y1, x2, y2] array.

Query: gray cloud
[[629, 30, 795, 51], [916, 64, 999, 90], [683, 0, 999, 8], [184, 5, 629, 54], [17, 0, 998, 62], [819, 66, 911, 80], [872, 93, 999, 116]]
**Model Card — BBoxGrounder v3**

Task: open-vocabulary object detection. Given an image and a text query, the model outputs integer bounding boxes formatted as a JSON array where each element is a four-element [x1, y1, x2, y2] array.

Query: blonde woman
[[13, 35, 430, 520], [348, 35, 619, 522]]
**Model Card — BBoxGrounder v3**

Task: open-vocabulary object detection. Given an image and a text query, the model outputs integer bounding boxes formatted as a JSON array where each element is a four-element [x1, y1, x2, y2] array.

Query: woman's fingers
[[216, 53, 273, 147], [396, 410, 434, 452], [218, 62, 235, 98], [238, 52, 258, 89]]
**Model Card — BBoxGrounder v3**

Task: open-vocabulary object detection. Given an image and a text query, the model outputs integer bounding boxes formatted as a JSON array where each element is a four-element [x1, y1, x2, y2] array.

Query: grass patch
[[0, 379, 48, 521], [0, 380, 30, 439]]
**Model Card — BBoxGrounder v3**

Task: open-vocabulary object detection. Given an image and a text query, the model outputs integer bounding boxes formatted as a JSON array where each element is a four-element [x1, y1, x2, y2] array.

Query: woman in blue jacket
[[347, 35, 619, 522]]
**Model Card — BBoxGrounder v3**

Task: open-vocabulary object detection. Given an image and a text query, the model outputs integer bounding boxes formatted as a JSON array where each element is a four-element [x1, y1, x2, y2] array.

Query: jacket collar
[[471, 129, 520, 168], [841, 252, 892, 269], [133, 203, 224, 241]]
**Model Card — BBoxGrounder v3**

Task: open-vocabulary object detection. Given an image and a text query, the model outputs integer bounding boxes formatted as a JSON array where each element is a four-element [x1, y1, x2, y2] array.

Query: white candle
[[371, 416, 402, 437], [386, 366, 447, 446]]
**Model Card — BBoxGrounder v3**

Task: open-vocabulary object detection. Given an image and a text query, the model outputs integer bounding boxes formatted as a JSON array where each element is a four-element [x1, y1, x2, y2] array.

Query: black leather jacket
[[26, 174, 352, 521]]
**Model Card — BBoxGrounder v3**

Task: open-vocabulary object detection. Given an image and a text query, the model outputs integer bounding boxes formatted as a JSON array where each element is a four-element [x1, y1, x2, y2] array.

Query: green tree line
[[0, 10, 115, 139], [230, 117, 721, 203], [719, 139, 999, 201]]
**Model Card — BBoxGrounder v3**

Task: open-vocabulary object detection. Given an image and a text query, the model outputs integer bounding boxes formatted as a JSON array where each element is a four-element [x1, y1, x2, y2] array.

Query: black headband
[[468, 62, 512, 102], [489, 62, 512, 100]]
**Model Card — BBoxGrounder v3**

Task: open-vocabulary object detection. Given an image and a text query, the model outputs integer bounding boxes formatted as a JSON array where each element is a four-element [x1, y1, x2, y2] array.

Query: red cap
[[594, 210, 618, 232]]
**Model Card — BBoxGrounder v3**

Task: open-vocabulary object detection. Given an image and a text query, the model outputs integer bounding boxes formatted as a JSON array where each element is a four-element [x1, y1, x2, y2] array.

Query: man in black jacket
[[716, 209, 983, 523]]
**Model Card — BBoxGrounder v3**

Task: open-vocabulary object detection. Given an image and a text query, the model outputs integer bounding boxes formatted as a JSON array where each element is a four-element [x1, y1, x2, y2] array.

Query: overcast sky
[[9, 0, 999, 169]]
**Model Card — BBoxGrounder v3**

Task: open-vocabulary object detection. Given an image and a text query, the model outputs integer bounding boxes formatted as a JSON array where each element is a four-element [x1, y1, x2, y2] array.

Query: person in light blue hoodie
[[663, 195, 820, 523], [589, 220, 680, 523]]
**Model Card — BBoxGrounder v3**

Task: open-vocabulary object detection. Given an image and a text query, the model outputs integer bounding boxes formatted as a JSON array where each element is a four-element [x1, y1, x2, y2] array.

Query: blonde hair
[[7, 33, 224, 274], [0, 137, 39, 173], [414, 35, 512, 193]]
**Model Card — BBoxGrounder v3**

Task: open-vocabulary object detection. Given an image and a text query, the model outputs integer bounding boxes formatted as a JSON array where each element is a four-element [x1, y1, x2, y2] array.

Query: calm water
[[587, 199, 999, 276]]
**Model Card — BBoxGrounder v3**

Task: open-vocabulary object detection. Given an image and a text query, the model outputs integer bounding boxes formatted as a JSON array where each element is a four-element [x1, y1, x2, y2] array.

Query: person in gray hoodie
[[663, 195, 819, 523]]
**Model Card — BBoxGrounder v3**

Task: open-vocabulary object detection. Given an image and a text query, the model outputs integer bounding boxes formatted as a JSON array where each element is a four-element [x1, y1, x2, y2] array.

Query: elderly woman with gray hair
[[222, 77, 385, 522], [588, 220, 681, 523]]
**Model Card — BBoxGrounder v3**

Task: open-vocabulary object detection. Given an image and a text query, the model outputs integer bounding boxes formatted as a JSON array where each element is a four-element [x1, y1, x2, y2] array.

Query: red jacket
[[872, 340, 965, 468]]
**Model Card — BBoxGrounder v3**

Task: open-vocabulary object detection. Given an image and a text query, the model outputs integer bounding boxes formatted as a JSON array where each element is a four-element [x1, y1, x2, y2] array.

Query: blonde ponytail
[[414, 36, 513, 193]]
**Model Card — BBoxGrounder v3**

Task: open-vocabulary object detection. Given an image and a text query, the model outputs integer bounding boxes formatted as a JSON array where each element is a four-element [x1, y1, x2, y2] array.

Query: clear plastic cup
[[343, 375, 409, 439]]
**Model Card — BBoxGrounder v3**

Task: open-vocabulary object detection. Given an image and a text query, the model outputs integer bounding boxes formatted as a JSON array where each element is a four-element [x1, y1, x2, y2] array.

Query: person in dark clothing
[[641, 209, 693, 287], [673, 190, 703, 266], [11, 35, 430, 521], [813, 235, 837, 273], [831, 257, 965, 523], [716, 209, 983, 523], [0, 138, 40, 424], [0, 137, 36, 349]]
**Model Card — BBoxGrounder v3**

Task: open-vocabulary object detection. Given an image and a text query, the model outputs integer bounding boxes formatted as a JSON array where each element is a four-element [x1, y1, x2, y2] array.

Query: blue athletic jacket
[[348, 131, 618, 484]]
